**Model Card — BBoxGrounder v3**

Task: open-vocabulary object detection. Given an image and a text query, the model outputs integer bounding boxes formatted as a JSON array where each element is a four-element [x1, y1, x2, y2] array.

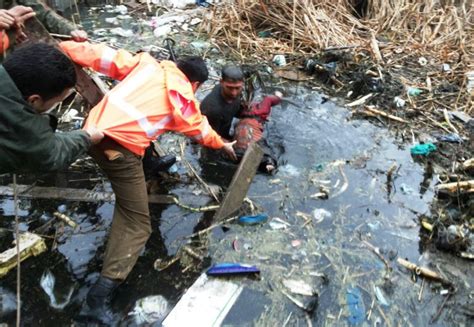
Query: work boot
[[77, 276, 120, 325], [143, 153, 177, 177]]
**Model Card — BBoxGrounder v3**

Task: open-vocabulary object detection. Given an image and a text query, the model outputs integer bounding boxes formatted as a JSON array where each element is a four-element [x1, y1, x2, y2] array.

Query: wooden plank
[[23, 17, 107, 107], [0, 232, 47, 278], [214, 142, 264, 221], [162, 273, 243, 327], [0, 185, 176, 204]]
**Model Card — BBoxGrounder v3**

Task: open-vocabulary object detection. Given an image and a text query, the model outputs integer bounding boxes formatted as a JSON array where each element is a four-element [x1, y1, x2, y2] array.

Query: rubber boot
[[77, 276, 120, 325]]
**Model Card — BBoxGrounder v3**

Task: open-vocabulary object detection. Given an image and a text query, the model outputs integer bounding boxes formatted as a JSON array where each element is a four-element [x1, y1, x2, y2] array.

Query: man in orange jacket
[[59, 41, 236, 324]]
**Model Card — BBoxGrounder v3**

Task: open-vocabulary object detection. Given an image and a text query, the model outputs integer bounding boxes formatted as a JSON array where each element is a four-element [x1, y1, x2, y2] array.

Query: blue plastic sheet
[[346, 287, 366, 325]]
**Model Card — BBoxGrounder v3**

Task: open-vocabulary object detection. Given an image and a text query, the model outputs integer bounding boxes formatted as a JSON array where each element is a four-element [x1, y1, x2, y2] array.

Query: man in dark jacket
[[0, 42, 103, 174]]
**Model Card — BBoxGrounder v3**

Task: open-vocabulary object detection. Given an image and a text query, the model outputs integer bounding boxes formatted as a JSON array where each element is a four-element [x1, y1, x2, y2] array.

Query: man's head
[[177, 56, 209, 93], [220, 65, 244, 103], [3, 43, 76, 114]]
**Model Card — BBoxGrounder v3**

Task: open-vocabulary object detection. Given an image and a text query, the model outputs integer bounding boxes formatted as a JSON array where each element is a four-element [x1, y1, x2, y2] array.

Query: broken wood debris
[[397, 258, 451, 285], [0, 233, 47, 278]]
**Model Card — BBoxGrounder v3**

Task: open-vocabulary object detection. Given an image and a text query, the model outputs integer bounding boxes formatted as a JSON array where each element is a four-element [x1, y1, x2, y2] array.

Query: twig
[[418, 277, 425, 302], [179, 141, 220, 202], [362, 240, 391, 272], [13, 174, 21, 327], [185, 215, 238, 239], [430, 292, 452, 324]]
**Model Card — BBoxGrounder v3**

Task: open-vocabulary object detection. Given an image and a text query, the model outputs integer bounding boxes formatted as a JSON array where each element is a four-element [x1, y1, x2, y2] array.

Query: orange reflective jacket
[[0, 31, 9, 54], [59, 41, 225, 156]]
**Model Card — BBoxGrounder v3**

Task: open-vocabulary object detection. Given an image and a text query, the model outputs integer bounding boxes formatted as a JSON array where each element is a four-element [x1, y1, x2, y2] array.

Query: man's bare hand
[[0, 10, 15, 30], [222, 141, 237, 161], [8, 6, 35, 26], [70, 30, 88, 42], [85, 126, 104, 145]]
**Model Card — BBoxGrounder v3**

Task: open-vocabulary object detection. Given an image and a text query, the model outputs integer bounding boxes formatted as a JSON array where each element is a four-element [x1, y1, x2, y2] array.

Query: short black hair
[[3, 43, 76, 101], [222, 65, 243, 82], [177, 56, 208, 83]]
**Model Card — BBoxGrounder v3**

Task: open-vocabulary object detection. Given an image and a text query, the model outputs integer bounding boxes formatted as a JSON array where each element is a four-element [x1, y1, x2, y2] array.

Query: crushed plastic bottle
[[129, 295, 169, 325]]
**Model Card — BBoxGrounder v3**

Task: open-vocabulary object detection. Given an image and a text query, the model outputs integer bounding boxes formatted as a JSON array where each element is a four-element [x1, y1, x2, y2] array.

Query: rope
[[13, 174, 21, 326]]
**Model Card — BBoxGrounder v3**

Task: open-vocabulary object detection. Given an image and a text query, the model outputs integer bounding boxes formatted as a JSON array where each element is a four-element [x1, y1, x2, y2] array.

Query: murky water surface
[[1, 4, 472, 326]]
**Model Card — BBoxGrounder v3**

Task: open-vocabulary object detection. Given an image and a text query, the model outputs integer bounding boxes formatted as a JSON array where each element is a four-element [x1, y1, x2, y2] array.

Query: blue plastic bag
[[238, 214, 268, 225], [410, 143, 437, 156], [346, 287, 365, 325]]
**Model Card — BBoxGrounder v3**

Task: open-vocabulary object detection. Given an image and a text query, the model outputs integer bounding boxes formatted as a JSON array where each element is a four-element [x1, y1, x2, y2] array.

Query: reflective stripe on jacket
[[59, 41, 224, 156]]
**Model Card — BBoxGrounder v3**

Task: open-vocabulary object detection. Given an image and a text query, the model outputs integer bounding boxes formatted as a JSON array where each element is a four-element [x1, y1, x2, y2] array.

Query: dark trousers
[[89, 138, 151, 281]]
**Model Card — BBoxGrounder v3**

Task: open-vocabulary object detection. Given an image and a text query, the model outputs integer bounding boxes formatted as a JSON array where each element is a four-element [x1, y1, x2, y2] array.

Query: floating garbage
[[282, 279, 315, 296], [92, 28, 107, 36], [373, 285, 390, 307], [410, 143, 437, 156], [268, 217, 290, 230], [128, 295, 169, 325], [312, 208, 331, 224], [400, 183, 415, 195], [0, 287, 17, 317], [466, 71, 474, 94], [407, 87, 422, 96], [207, 263, 260, 276], [105, 17, 119, 25], [110, 4, 128, 14], [154, 25, 172, 38], [57, 204, 67, 214], [152, 0, 195, 9], [273, 55, 286, 66], [346, 287, 365, 325], [435, 133, 463, 143], [110, 27, 134, 38], [238, 214, 268, 225], [0, 233, 47, 278], [442, 64, 451, 73], [40, 270, 74, 310], [418, 57, 428, 66], [394, 96, 406, 108], [163, 273, 242, 326]]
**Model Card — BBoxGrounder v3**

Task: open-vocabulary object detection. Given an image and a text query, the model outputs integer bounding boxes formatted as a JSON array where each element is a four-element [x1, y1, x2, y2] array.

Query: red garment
[[234, 95, 281, 151]]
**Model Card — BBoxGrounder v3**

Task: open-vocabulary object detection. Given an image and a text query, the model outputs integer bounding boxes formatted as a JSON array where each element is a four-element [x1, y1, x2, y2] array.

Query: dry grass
[[201, 0, 473, 114]]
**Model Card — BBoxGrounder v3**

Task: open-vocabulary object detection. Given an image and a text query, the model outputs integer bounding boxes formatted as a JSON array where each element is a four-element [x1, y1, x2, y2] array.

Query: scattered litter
[[60, 109, 80, 123], [57, 204, 67, 214], [112, 5, 128, 14], [40, 270, 74, 309], [162, 273, 242, 327], [0, 233, 47, 278], [0, 287, 17, 317], [435, 133, 463, 143], [168, 163, 178, 173], [418, 57, 428, 66], [400, 183, 415, 195], [346, 287, 365, 325], [442, 64, 451, 72], [466, 71, 474, 94], [105, 17, 119, 25], [238, 214, 268, 225], [269, 217, 291, 230], [394, 96, 406, 108], [110, 27, 134, 37], [129, 295, 169, 325], [407, 87, 422, 96], [314, 163, 325, 172], [190, 18, 202, 26], [53, 212, 78, 229], [440, 289, 450, 296], [92, 28, 107, 36], [281, 289, 318, 313], [449, 111, 472, 124], [291, 240, 302, 248], [152, 0, 195, 9], [312, 208, 331, 224], [207, 263, 260, 276], [283, 279, 315, 296], [273, 55, 287, 66], [278, 164, 300, 176], [367, 222, 380, 231], [153, 25, 172, 38], [373, 286, 390, 307], [410, 143, 437, 156]]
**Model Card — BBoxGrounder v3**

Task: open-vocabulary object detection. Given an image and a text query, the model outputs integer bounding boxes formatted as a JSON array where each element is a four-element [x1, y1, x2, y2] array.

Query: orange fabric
[[59, 41, 224, 156], [0, 31, 9, 54]]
